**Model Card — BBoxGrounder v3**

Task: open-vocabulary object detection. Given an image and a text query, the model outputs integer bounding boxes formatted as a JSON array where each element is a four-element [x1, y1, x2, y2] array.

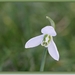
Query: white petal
[[48, 39, 59, 61], [41, 26, 56, 36], [25, 35, 43, 48]]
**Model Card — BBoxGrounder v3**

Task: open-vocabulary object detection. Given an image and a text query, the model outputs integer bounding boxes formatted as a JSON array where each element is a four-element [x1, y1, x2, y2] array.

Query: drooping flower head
[[25, 16, 59, 61]]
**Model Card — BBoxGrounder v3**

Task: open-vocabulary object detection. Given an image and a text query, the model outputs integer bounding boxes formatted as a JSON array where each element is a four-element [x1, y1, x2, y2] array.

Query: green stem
[[40, 48, 47, 71], [46, 16, 55, 29]]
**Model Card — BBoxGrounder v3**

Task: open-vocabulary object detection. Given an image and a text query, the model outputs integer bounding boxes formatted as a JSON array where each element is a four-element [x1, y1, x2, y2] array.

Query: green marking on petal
[[41, 34, 51, 47]]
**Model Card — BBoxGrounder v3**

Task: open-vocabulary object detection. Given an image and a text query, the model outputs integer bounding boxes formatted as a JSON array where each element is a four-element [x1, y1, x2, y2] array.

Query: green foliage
[[0, 2, 75, 72]]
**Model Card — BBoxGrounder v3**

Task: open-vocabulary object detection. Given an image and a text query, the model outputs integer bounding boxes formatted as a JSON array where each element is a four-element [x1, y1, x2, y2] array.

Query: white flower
[[25, 26, 59, 61]]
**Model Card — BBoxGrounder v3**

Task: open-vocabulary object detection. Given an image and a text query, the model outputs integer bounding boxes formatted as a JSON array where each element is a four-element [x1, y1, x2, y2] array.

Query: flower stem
[[40, 48, 47, 71], [46, 16, 55, 29]]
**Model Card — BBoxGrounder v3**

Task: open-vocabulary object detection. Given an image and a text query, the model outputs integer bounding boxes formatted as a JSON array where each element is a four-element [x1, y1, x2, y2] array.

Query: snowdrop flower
[[25, 25, 59, 61]]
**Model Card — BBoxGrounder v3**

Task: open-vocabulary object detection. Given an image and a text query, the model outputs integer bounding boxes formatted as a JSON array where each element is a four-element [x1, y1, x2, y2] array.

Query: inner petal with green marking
[[41, 34, 51, 47]]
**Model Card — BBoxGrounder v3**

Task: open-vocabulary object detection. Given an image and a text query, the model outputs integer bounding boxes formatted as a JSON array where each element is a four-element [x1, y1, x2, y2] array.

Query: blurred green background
[[0, 2, 75, 72]]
